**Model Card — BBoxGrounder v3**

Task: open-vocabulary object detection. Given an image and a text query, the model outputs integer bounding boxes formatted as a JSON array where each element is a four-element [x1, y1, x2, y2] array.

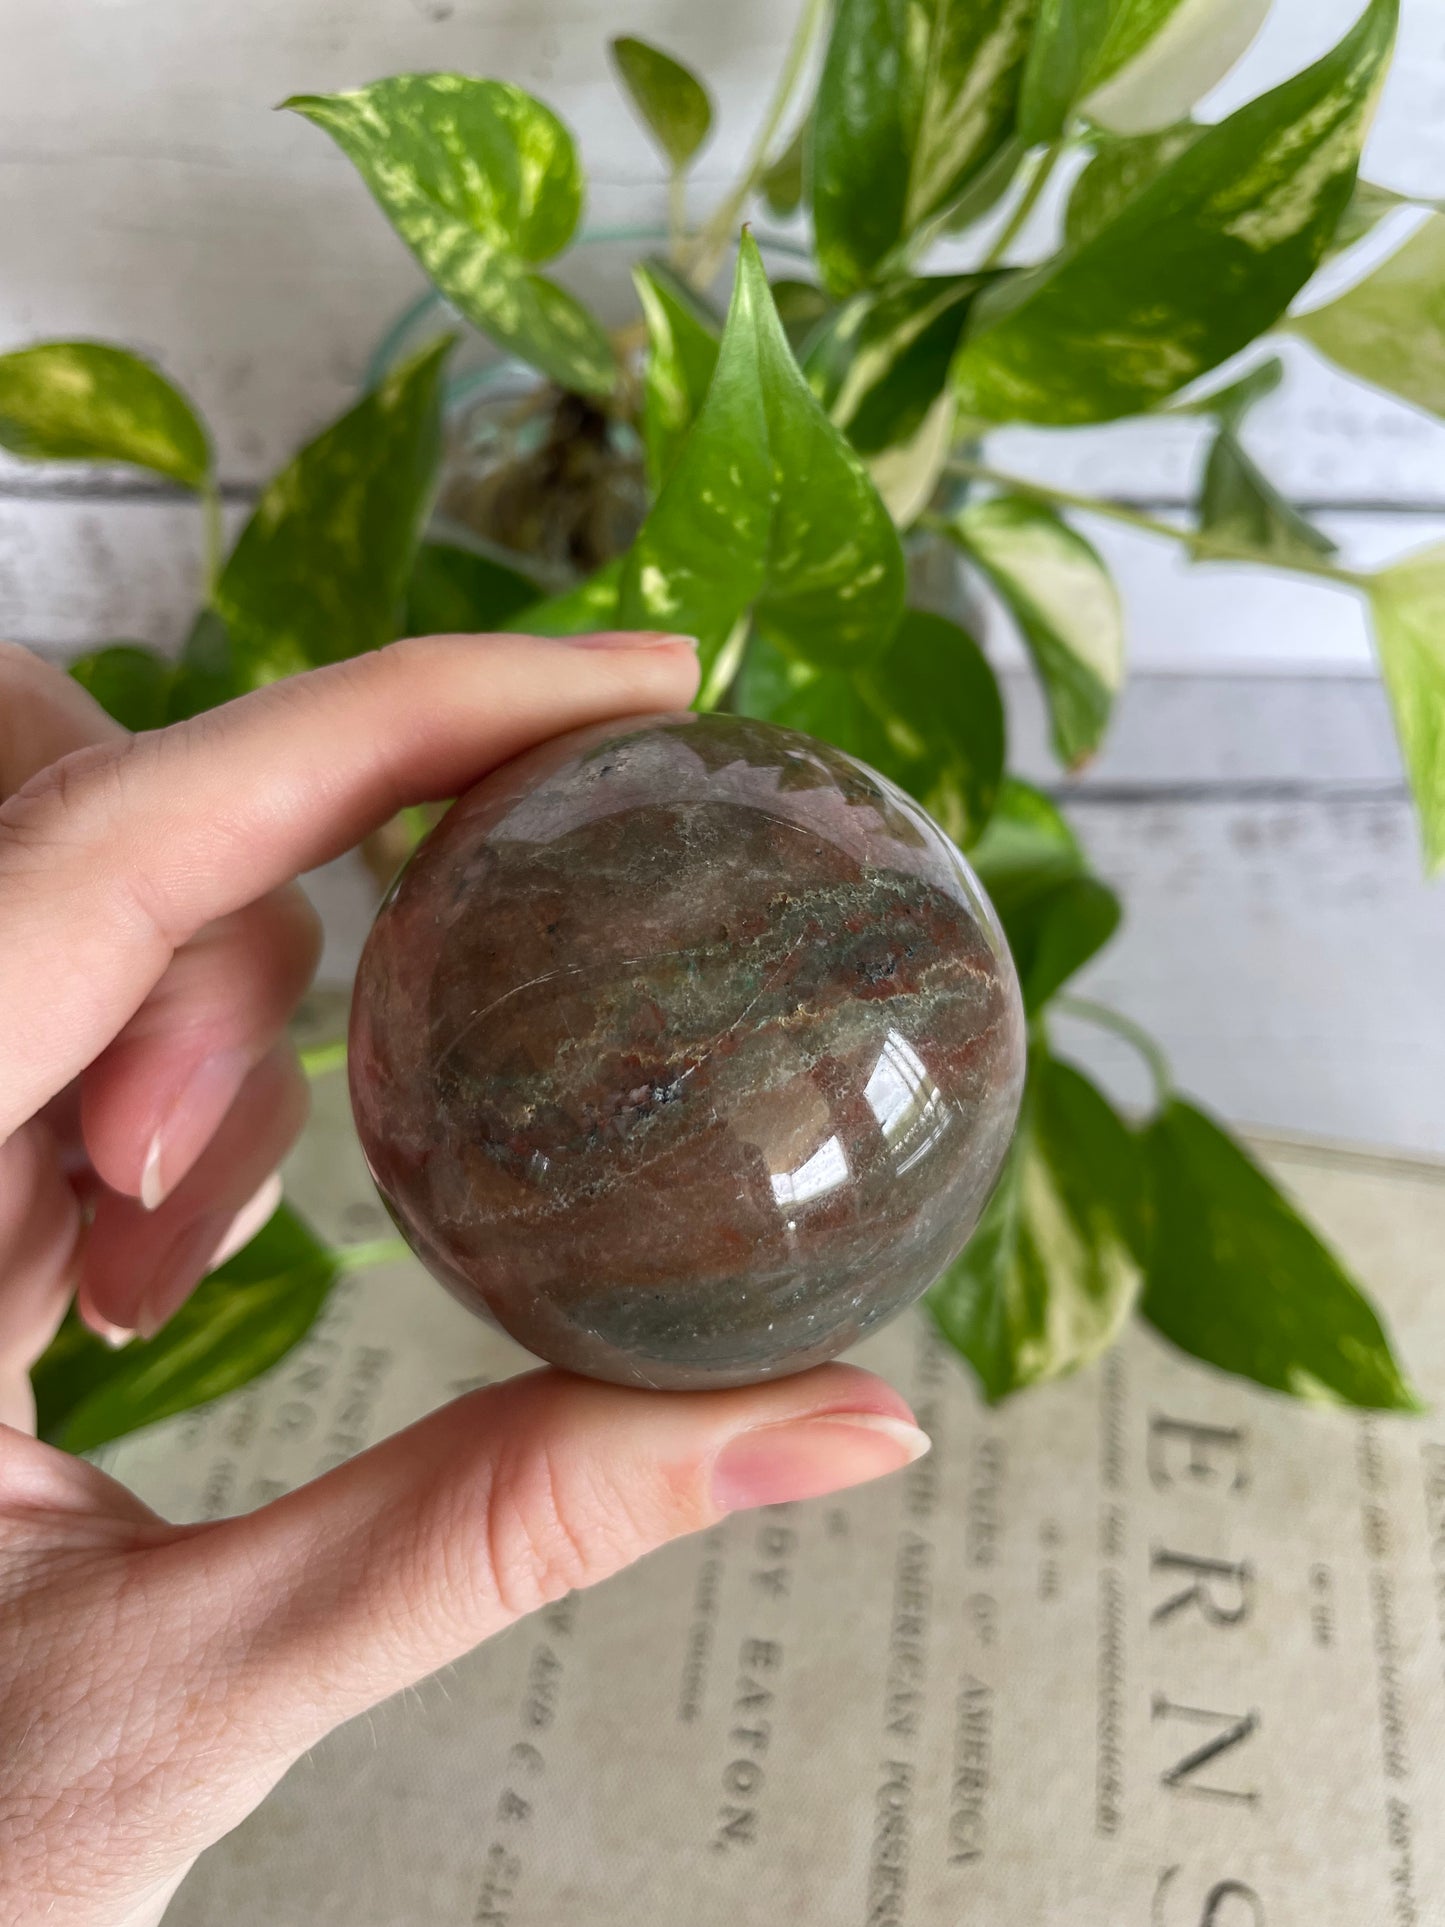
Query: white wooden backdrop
[[3, 0, 1444, 1154]]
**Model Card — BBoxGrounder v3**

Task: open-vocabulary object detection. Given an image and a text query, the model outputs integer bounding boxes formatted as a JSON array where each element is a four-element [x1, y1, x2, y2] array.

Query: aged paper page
[[110, 1061, 1445, 1927]]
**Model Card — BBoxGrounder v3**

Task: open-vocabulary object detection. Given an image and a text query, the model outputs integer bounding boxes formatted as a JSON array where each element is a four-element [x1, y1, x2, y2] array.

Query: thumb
[[191, 1362, 926, 1759]]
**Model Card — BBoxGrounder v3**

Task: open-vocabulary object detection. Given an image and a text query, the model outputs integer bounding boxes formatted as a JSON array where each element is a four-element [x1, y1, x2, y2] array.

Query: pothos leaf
[[285, 76, 615, 397], [804, 274, 986, 455], [0, 341, 211, 487], [634, 258, 721, 490], [811, 0, 1038, 293], [216, 338, 449, 686], [1142, 1100, 1419, 1410], [509, 557, 624, 636], [928, 1047, 1145, 1402], [952, 0, 1398, 425], [69, 643, 176, 731], [1063, 122, 1200, 250], [32, 1204, 345, 1454], [404, 538, 541, 636], [736, 609, 1005, 848], [1022, 0, 1269, 144], [610, 36, 713, 170], [947, 494, 1124, 767], [968, 776, 1083, 893], [1292, 213, 1445, 420], [761, 120, 809, 217], [1185, 354, 1337, 564], [619, 233, 905, 678], [1367, 541, 1445, 873]]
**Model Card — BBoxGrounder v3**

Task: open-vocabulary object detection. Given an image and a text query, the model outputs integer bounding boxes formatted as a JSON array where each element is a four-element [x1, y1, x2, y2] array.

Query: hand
[[0, 634, 928, 1927]]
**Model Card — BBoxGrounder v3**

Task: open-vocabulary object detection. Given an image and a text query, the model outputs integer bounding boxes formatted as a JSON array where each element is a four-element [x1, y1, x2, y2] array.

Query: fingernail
[[140, 1049, 251, 1210], [135, 1209, 233, 1340], [209, 1172, 283, 1269], [561, 630, 699, 651], [84, 1311, 136, 1349], [712, 1409, 930, 1514]]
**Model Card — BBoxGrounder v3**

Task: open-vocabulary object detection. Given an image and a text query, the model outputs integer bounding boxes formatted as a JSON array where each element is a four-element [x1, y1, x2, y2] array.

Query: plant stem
[[1056, 995, 1172, 1109], [980, 142, 1063, 268], [686, 0, 828, 285], [336, 1237, 410, 1275], [938, 458, 1367, 588], [668, 168, 688, 263], [200, 475, 224, 597], [298, 1039, 348, 1079]]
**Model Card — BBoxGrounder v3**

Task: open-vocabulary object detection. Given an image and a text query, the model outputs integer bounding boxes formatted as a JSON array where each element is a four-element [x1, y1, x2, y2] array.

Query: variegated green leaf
[[1368, 541, 1445, 873], [948, 494, 1124, 766], [804, 275, 986, 454], [953, 0, 1397, 425], [619, 234, 905, 677], [1063, 122, 1199, 249], [928, 1048, 1144, 1401], [1292, 213, 1445, 420], [634, 258, 721, 489], [1185, 355, 1337, 564], [285, 76, 615, 396], [216, 339, 448, 686], [0, 342, 210, 487], [812, 0, 1038, 292]]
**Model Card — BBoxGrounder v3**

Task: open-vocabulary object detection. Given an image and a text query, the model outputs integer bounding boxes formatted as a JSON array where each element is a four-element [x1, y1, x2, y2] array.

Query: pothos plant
[[8, 0, 1442, 1453]]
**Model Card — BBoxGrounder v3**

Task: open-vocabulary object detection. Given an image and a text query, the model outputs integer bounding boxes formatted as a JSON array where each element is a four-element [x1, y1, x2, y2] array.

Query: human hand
[[0, 634, 928, 1927]]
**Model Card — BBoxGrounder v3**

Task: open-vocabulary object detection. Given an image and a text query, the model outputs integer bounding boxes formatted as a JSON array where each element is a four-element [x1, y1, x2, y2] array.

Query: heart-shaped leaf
[[761, 120, 809, 217], [804, 274, 986, 455], [32, 1204, 345, 1454], [1183, 355, 1337, 564], [969, 775, 1083, 892], [0, 342, 210, 487], [811, 0, 1038, 293], [611, 36, 713, 169], [1292, 213, 1445, 420], [285, 76, 615, 397], [737, 608, 1005, 847], [216, 338, 449, 687], [634, 258, 721, 489], [1022, 0, 1269, 145], [1142, 1100, 1419, 1410], [1368, 541, 1445, 873], [1000, 872, 1122, 1011], [928, 1048, 1145, 1401], [953, 0, 1397, 425], [948, 494, 1124, 767], [619, 233, 905, 677]]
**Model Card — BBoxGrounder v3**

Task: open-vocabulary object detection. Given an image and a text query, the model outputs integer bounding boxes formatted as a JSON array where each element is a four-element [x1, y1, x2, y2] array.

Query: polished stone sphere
[[349, 712, 1025, 1390]]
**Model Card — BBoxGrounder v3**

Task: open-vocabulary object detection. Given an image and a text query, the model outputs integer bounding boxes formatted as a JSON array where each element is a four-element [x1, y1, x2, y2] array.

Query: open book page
[[112, 1038, 1445, 1925]]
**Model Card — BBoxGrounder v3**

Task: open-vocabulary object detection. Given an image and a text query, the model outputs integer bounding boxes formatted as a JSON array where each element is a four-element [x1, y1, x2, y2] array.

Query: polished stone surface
[[349, 712, 1025, 1390]]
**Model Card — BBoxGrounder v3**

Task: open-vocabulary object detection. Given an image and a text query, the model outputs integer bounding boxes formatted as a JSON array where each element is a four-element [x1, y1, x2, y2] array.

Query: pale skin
[[0, 631, 928, 1927]]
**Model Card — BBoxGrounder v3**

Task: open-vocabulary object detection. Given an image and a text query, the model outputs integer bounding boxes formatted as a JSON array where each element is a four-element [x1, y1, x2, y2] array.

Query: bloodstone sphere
[[349, 712, 1025, 1391]]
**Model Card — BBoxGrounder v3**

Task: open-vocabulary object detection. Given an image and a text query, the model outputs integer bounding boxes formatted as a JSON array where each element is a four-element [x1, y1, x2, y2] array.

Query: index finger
[[0, 630, 698, 1138]]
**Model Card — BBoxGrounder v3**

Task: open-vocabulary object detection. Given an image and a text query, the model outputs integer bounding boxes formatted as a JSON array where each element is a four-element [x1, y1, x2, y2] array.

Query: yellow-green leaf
[[1368, 541, 1445, 872], [954, 0, 1397, 425], [0, 341, 210, 487], [610, 36, 713, 169], [1293, 213, 1445, 420], [619, 234, 905, 677], [929, 1048, 1144, 1401], [812, 0, 1038, 292], [285, 76, 615, 397], [634, 258, 721, 489], [216, 339, 449, 686], [948, 493, 1124, 766]]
